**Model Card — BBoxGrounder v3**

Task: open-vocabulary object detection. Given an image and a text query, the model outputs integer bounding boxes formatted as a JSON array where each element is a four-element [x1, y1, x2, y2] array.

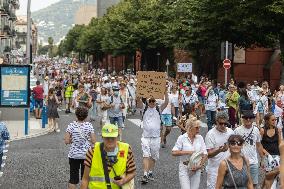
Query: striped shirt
[[84, 145, 136, 174], [66, 121, 95, 159]]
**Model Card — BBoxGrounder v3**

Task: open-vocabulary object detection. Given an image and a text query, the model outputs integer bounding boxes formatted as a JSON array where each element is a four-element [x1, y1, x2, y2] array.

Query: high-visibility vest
[[88, 142, 129, 189], [65, 85, 74, 98]]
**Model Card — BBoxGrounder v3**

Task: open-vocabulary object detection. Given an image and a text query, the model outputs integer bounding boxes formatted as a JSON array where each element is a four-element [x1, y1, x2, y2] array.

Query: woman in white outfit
[[172, 117, 208, 189]]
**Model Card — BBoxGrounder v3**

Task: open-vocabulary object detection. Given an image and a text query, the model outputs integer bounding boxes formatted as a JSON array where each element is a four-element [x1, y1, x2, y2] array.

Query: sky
[[17, 0, 61, 15]]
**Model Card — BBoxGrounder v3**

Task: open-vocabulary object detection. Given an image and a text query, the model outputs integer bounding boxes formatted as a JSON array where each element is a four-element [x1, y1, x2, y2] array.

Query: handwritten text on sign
[[177, 63, 192, 72], [137, 71, 166, 99]]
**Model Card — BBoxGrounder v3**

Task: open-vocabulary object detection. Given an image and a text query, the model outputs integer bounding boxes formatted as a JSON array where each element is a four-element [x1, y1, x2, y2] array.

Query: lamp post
[[166, 59, 170, 76], [26, 0, 31, 65], [157, 52, 160, 71]]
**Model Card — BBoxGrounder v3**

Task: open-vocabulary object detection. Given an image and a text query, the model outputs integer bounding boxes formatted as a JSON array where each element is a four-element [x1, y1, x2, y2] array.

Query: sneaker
[[55, 129, 60, 133], [141, 175, 149, 184], [0, 172, 3, 177], [161, 143, 166, 148], [148, 173, 154, 181]]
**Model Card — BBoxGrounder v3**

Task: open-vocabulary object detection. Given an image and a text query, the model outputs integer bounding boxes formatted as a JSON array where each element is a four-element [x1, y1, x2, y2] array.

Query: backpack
[[196, 87, 202, 96], [142, 104, 161, 124], [110, 95, 125, 109]]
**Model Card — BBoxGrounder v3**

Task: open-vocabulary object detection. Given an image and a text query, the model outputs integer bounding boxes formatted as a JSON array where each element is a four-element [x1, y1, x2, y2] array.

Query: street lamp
[[166, 59, 170, 76], [156, 52, 160, 71]]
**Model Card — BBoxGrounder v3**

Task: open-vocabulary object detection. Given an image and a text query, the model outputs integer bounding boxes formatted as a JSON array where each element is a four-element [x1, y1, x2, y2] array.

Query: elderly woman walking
[[172, 117, 208, 189]]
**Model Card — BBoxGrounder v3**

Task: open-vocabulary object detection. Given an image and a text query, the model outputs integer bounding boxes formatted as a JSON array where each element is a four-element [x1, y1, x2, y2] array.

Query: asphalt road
[[0, 112, 209, 189]]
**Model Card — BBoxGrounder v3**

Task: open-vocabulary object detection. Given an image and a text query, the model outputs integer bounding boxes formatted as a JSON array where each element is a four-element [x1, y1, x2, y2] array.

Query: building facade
[[74, 0, 121, 25], [15, 16, 38, 57], [0, 0, 19, 63]]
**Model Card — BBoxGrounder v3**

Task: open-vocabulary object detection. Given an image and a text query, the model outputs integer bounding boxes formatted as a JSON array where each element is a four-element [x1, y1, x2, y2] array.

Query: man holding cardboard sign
[[136, 83, 169, 185]]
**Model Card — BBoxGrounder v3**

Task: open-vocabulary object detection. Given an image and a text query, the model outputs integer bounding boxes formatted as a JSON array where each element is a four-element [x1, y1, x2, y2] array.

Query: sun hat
[[102, 124, 118, 138], [242, 111, 256, 119]]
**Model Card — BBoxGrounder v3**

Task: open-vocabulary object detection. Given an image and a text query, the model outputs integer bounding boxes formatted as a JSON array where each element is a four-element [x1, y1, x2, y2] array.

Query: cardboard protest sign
[[136, 71, 166, 99]]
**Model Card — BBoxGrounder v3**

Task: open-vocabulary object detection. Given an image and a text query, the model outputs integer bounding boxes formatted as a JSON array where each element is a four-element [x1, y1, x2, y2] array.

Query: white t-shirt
[[170, 92, 179, 108], [142, 104, 161, 138], [173, 134, 207, 163], [205, 93, 218, 111], [182, 94, 198, 105], [234, 125, 261, 165], [205, 127, 234, 174]]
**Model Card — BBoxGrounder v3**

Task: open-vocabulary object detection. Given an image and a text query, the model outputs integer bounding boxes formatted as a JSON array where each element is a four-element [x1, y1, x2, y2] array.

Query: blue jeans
[[206, 110, 216, 131], [109, 116, 123, 128], [90, 101, 97, 119]]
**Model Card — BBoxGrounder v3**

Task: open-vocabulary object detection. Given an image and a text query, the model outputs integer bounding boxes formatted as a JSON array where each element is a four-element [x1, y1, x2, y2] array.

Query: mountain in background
[[32, 0, 96, 44]]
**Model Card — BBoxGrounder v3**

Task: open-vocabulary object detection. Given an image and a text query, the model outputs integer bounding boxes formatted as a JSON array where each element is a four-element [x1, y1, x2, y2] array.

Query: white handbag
[[187, 151, 203, 170]]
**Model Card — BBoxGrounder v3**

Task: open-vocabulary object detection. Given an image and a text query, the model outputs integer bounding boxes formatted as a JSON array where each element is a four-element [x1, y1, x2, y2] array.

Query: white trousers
[[179, 163, 201, 189]]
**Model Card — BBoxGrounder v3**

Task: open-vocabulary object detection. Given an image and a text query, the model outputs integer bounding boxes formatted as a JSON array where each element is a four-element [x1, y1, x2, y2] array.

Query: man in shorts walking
[[33, 81, 44, 119], [137, 89, 169, 184]]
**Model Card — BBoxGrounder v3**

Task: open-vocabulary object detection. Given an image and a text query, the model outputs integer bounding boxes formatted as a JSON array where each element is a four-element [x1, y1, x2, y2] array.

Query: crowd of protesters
[[29, 57, 284, 189]]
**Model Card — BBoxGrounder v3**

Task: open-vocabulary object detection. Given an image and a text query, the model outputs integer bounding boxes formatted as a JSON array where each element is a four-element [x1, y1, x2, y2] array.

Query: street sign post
[[224, 41, 231, 86]]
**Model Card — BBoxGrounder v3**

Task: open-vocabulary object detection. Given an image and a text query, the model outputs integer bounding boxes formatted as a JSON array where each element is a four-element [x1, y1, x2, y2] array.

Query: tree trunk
[[280, 40, 284, 84]]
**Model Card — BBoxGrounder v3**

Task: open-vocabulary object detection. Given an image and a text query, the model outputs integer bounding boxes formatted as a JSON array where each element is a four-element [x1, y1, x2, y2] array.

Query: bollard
[[24, 109, 28, 135], [42, 106, 46, 128]]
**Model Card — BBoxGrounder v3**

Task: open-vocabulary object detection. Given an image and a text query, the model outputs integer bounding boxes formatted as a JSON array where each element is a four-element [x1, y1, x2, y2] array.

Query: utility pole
[[225, 41, 228, 86], [26, 0, 31, 65]]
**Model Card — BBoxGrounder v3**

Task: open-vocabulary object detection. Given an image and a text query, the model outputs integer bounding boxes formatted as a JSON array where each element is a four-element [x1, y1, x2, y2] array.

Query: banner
[[136, 71, 166, 99], [0, 65, 30, 107], [177, 63, 192, 72]]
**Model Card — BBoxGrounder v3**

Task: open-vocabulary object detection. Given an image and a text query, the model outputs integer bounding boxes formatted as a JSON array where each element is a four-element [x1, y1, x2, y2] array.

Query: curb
[[9, 128, 54, 142]]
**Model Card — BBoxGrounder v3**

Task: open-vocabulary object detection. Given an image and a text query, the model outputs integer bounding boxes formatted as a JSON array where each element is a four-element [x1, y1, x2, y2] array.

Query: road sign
[[223, 59, 231, 69]]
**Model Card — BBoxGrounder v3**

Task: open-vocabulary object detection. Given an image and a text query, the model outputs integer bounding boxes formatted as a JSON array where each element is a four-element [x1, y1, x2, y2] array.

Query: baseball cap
[[102, 124, 118, 138], [112, 86, 120, 91]]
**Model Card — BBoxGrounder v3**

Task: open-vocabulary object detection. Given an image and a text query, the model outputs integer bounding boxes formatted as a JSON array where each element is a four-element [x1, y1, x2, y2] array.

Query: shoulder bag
[[100, 143, 112, 189]]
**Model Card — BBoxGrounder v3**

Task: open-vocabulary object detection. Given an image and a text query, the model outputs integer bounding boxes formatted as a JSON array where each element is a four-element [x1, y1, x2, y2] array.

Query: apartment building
[[0, 0, 19, 63]]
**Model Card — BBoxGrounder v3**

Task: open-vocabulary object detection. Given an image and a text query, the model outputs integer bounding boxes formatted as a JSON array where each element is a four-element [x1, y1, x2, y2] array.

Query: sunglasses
[[149, 100, 156, 103], [229, 141, 243, 146], [218, 122, 227, 126]]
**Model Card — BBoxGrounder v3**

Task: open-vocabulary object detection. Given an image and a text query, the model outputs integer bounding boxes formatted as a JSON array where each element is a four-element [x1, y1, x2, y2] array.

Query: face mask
[[107, 147, 118, 165], [114, 91, 119, 96]]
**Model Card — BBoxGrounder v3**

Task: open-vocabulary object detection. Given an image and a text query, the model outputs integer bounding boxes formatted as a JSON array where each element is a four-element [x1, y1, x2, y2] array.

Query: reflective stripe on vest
[[89, 176, 114, 182], [88, 142, 129, 189]]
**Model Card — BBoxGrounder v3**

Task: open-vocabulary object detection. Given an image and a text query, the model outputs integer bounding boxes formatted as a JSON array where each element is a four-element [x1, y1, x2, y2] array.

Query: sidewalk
[[4, 118, 52, 141]]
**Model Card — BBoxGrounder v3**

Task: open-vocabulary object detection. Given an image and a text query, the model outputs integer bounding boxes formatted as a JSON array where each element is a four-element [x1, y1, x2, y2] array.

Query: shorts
[[65, 97, 72, 104], [141, 137, 160, 160], [249, 164, 259, 185], [34, 99, 43, 108], [161, 114, 172, 126], [69, 158, 85, 184], [109, 116, 123, 128]]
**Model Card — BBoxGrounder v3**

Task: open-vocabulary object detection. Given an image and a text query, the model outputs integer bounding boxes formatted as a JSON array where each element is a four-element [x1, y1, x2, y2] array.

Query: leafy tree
[[63, 25, 85, 53], [47, 37, 54, 57]]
